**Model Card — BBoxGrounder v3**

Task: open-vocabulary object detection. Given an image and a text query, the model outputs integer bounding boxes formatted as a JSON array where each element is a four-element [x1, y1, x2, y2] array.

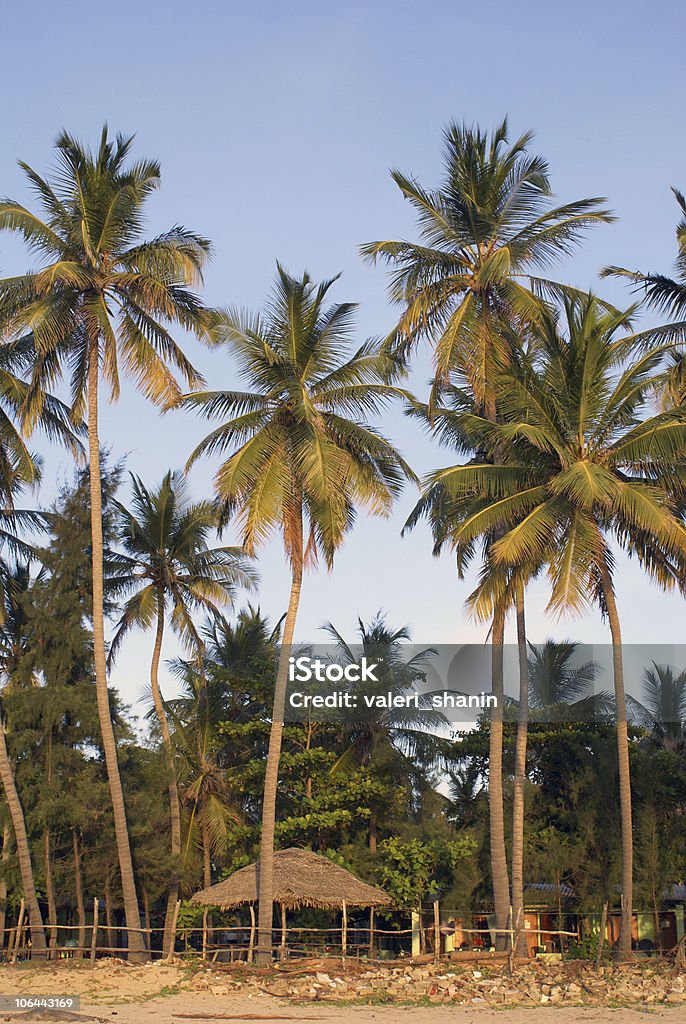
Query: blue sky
[[2, 0, 685, 710]]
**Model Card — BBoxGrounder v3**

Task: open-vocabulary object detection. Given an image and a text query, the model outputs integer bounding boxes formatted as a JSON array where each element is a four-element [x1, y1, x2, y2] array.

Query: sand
[[0, 960, 683, 1024]]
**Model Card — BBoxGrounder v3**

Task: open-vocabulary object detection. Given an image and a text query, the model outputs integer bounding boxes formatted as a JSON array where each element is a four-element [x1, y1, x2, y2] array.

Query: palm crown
[[183, 265, 416, 567], [0, 126, 212, 423], [110, 471, 256, 659], [361, 118, 614, 409], [420, 296, 686, 618]]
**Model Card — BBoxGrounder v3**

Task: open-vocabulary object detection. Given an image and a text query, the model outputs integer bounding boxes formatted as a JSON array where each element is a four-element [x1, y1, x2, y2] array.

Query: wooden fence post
[[368, 907, 375, 960], [11, 900, 24, 964], [433, 900, 440, 964], [248, 905, 256, 963], [279, 904, 287, 962], [342, 900, 348, 965], [90, 899, 99, 965]]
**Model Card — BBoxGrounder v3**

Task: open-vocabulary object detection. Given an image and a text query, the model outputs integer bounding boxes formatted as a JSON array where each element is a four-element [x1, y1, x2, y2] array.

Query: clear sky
[[2, 0, 685, 712]]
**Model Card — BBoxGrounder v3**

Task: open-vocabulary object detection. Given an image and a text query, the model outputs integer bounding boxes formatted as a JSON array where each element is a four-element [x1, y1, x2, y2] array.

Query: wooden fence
[[0, 897, 659, 965]]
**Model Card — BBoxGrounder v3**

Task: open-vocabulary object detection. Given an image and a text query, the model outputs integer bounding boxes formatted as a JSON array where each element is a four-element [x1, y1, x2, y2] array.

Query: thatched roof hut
[[191, 847, 391, 910]]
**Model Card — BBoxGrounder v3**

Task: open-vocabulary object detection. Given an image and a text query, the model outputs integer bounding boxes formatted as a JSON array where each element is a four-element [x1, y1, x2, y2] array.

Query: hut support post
[[433, 900, 440, 964], [202, 907, 208, 961], [342, 899, 347, 965], [248, 904, 256, 963], [90, 898, 99, 965], [280, 903, 287, 962], [368, 907, 375, 960]]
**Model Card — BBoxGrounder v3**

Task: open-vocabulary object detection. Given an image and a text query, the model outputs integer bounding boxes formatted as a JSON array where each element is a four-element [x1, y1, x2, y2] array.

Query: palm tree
[[629, 663, 686, 753], [361, 117, 614, 412], [322, 613, 446, 851], [363, 119, 613, 945], [528, 640, 603, 720], [109, 471, 256, 953], [0, 566, 47, 957], [181, 266, 415, 963], [167, 608, 280, 889], [0, 127, 212, 959], [425, 295, 686, 958]]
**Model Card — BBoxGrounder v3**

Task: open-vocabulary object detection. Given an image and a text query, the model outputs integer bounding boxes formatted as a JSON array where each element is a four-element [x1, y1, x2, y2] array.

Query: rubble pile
[[189, 959, 686, 1007]]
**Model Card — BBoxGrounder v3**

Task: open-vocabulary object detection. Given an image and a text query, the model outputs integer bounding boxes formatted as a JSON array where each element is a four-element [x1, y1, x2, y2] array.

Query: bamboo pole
[[166, 900, 181, 962], [248, 904, 256, 963], [202, 908, 208, 961], [90, 899, 99, 965], [280, 903, 287, 962], [342, 900, 348, 965], [11, 899, 24, 964], [368, 906, 375, 960], [433, 900, 440, 964]]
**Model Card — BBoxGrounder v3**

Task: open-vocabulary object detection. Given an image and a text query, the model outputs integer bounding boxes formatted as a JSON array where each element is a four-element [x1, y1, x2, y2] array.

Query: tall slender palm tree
[[426, 295, 686, 958], [181, 266, 415, 962], [363, 119, 613, 943], [109, 471, 256, 953], [0, 127, 212, 958], [0, 566, 47, 957]]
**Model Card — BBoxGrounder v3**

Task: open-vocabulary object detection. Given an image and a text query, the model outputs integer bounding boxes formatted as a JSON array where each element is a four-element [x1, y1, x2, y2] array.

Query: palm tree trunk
[[104, 875, 114, 951], [489, 603, 510, 952], [598, 559, 633, 961], [0, 721, 46, 956], [0, 822, 9, 951], [87, 348, 146, 962], [256, 523, 304, 965], [369, 813, 377, 853], [203, 824, 211, 889], [72, 830, 86, 957], [149, 590, 182, 957], [512, 583, 529, 958], [44, 831, 57, 956]]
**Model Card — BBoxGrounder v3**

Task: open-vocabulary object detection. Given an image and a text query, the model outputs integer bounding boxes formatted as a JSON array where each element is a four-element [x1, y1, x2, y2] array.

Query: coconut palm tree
[[363, 119, 614, 944], [361, 117, 614, 411], [166, 608, 280, 889], [108, 471, 256, 953], [0, 127, 213, 958], [629, 663, 686, 753], [528, 640, 603, 720], [181, 265, 415, 962], [425, 295, 686, 958]]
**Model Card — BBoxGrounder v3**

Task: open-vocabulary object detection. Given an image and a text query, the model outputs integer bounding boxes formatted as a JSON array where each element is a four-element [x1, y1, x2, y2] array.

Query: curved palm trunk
[[489, 604, 510, 952], [87, 351, 147, 961], [149, 591, 182, 955], [0, 721, 46, 957], [256, 540, 303, 965], [511, 584, 529, 958], [598, 561, 633, 961]]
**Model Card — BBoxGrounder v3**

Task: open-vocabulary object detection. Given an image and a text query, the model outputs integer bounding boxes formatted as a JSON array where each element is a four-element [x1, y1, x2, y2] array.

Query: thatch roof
[[191, 847, 391, 910]]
